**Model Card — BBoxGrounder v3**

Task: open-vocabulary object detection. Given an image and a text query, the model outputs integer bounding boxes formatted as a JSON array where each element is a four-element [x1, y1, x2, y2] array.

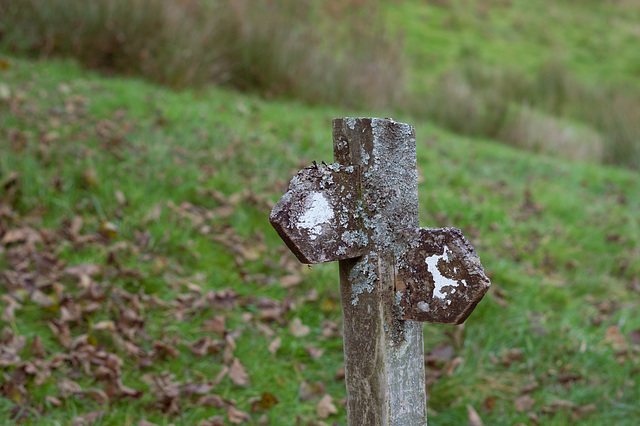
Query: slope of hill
[[1, 56, 639, 424], [2, 0, 639, 169], [386, 0, 640, 169]]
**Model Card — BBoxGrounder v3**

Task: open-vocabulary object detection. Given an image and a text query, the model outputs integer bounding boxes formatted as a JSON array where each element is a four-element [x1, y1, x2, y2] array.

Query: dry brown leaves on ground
[[0, 184, 294, 422]]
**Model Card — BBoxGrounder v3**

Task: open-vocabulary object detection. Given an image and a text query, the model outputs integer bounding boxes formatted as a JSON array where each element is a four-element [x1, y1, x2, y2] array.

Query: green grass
[[386, 0, 640, 92], [3, 0, 640, 168], [387, 0, 640, 169], [2, 56, 639, 425]]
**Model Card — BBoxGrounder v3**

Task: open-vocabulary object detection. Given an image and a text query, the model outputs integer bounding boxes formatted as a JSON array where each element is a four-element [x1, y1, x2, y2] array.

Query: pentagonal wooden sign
[[396, 227, 491, 324], [269, 164, 364, 264]]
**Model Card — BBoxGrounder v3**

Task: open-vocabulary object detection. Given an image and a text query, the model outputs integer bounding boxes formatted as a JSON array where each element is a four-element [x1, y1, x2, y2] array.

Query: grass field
[[2, 0, 640, 169], [1, 0, 640, 424], [1, 55, 639, 425], [385, 0, 640, 169], [385, 0, 640, 91]]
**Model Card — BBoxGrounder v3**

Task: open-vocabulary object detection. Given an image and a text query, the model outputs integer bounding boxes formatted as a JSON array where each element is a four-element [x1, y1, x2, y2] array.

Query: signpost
[[270, 118, 491, 425]]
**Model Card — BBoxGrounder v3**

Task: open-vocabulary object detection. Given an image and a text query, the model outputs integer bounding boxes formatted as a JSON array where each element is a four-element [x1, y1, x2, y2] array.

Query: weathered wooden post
[[270, 118, 490, 424]]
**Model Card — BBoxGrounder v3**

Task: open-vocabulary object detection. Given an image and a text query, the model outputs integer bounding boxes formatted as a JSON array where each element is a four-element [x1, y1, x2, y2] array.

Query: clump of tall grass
[[0, 0, 404, 109], [411, 58, 640, 169]]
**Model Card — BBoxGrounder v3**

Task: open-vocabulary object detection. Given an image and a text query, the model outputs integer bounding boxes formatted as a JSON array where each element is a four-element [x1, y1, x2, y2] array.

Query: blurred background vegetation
[[1, 0, 638, 169], [1, 1, 640, 424]]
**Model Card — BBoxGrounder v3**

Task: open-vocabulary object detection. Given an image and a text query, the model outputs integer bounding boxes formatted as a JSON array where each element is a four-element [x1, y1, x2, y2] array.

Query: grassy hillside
[[2, 0, 639, 169], [386, 0, 640, 90], [1, 56, 639, 425], [386, 0, 640, 168]]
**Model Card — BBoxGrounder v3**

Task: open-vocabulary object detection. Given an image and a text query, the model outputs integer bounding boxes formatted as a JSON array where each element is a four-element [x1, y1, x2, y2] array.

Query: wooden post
[[270, 118, 491, 425]]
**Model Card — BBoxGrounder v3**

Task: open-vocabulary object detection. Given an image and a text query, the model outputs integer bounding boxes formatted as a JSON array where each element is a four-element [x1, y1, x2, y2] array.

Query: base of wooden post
[[340, 256, 427, 425]]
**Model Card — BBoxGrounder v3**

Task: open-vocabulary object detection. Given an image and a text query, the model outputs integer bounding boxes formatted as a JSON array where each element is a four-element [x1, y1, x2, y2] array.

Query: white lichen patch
[[416, 301, 430, 312], [425, 246, 466, 302], [298, 192, 333, 240], [349, 253, 377, 305], [341, 230, 366, 247], [394, 291, 406, 317]]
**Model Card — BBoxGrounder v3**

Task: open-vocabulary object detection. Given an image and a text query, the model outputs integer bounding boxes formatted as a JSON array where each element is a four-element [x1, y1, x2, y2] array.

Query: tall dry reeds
[[411, 58, 640, 169], [1, 0, 638, 169], [0, 0, 405, 109]]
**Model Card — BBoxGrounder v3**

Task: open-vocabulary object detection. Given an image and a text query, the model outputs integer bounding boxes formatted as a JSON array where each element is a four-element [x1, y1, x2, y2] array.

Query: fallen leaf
[[572, 403, 596, 420], [425, 343, 454, 363], [0, 82, 9, 99], [71, 410, 106, 426], [115, 190, 127, 205], [227, 406, 251, 424], [257, 297, 283, 322], [305, 344, 324, 360], [520, 381, 539, 394], [58, 378, 82, 398], [143, 204, 163, 224], [603, 325, 628, 351], [29, 335, 47, 359], [202, 316, 226, 336], [299, 381, 326, 401], [558, 370, 582, 386], [198, 394, 227, 408], [515, 395, 535, 412], [482, 396, 496, 413], [280, 274, 303, 288], [316, 394, 338, 419], [320, 320, 341, 338], [189, 336, 223, 357], [268, 337, 281, 356], [2, 228, 38, 245], [99, 221, 118, 239], [84, 388, 110, 405], [1, 294, 21, 322], [467, 404, 484, 426], [550, 399, 576, 408], [501, 348, 524, 367], [93, 320, 115, 331], [213, 366, 229, 386], [142, 372, 181, 414], [444, 356, 463, 376], [31, 290, 56, 308], [82, 167, 98, 188], [60, 302, 82, 323], [64, 263, 101, 279], [250, 391, 279, 412], [297, 289, 319, 304], [201, 415, 225, 426], [49, 319, 72, 348], [627, 329, 640, 345], [223, 335, 237, 364], [289, 317, 310, 337], [45, 395, 62, 407], [229, 358, 250, 387], [152, 340, 180, 360], [182, 382, 214, 396], [542, 399, 576, 414], [527, 412, 541, 424]]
